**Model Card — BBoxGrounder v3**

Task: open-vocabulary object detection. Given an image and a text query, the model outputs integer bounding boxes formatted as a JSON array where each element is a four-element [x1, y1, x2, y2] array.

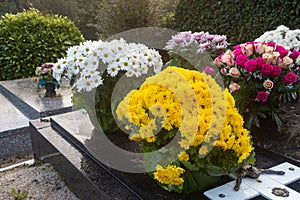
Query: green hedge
[[0, 8, 84, 80], [171, 0, 300, 47]]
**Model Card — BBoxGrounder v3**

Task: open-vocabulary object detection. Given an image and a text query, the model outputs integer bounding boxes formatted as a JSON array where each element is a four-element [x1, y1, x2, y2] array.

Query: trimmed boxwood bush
[[0, 8, 84, 80], [171, 0, 300, 47]]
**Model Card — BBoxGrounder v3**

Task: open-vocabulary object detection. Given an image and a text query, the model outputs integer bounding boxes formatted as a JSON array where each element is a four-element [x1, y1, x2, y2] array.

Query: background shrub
[[170, 0, 300, 47], [0, 0, 178, 40], [0, 8, 84, 80]]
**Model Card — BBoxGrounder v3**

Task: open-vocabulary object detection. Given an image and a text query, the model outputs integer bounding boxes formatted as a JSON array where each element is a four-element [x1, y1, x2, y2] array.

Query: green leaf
[[180, 160, 199, 171]]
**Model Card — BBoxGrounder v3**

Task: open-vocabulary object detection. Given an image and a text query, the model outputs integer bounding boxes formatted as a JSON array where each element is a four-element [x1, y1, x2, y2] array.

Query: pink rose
[[266, 42, 276, 47], [220, 67, 227, 75], [254, 43, 266, 54], [263, 80, 274, 90], [270, 52, 280, 65], [229, 67, 241, 78], [283, 72, 298, 84], [204, 66, 215, 75], [43, 68, 49, 73], [261, 63, 273, 76], [289, 50, 300, 60], [296, 56, 300, 65], [233, 49, 242, 57], [244, 44, 254, 56], [244, 59, 257, 72], [235, 54, 248, 67], [224, 49, 235, 58], [278, 56, 294, 69], [262, 53, 272, 63], [33, 77, 39, 82], [255, 57, 264, 70], [275, 45, 289, 58], [221, 54, 234, 66], [271, 65, 282, 77], [213, 55, 223, 66], [229, 83, 240, 93], [256, 91, 269, 102], [264, 46, 274, 54], [233, 44, 242, 50]]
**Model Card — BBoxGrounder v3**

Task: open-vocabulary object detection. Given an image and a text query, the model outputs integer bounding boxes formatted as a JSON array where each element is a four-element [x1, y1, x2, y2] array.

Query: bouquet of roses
[[214, 41, 300, 130], [116, 66, 254, 193]]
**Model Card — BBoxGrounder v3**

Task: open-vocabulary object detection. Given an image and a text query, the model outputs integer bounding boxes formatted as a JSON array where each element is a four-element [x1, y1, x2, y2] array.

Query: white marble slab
[[204, 180, 259, 200], [243, 174, 300, 200], [266, 162, 300, 185], [204, 162, 300, 200]]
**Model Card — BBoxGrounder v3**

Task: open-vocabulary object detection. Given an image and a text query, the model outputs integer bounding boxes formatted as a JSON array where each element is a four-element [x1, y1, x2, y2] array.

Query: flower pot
[[45, 82, 56, 97]]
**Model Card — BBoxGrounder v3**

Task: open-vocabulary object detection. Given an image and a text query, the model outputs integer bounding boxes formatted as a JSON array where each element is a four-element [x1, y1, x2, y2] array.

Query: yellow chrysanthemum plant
[[115, 66, 255, 193]]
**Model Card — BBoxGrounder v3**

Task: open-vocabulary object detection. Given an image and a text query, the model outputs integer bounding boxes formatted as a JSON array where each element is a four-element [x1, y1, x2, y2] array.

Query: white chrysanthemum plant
[[53, 38, 163, 92], [255, 25, 300, 51], [52, 38, 163, 132]]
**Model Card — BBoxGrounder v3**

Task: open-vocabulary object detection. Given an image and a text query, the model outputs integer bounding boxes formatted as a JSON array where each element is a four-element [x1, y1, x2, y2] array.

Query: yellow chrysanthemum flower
[[178, 151, 190, 161], [153, 165, 185, 186]]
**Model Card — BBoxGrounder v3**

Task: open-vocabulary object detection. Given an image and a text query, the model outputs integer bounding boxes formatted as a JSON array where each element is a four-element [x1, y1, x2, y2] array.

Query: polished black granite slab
[[30, 110, 300, 200], [0, 78, 72, 119], [0, 92, 31, 158], [0, 78, 72, 157]]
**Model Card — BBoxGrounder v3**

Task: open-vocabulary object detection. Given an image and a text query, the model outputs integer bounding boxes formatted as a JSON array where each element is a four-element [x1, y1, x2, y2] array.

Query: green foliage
[[171, 0, 300, 47], [11, 188, 28, 200], [91, 0, 179, 39], [0, 8, 84, 80]]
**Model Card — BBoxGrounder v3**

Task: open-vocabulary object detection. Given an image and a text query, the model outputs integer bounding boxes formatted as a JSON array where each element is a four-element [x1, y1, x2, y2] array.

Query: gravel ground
[[0, 154, 79, 200]]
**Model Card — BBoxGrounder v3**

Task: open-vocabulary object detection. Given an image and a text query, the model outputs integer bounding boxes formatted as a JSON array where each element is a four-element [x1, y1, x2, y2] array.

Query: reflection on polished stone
[[0, 78, 72, 118]]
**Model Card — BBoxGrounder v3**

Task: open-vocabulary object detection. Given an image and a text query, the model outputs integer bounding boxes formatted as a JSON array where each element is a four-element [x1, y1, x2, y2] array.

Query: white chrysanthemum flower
[[77, 57, 90, 69], [90, 73, 103, 87], [53, 72, 62, 82], [53, 58, 67, 74], [125, 68, 134, 77], [69, 65, 80, 75], [99, 49, 114, 64], [140, 63, 148, 74], [119, 57, 131, 70], [66, 46, 80, 58], [107, 63, 119, 77], [77, 78, 93, 92], [153, 61, 163, 74], [131, 65, 142, 77], [142, 55, 156, 67]]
